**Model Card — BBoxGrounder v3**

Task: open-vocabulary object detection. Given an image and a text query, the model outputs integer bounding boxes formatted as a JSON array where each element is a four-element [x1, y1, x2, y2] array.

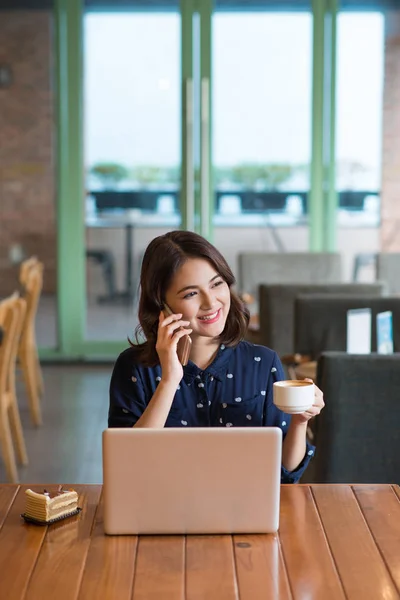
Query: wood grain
[[393, 485, 400, 502], [0, 485, 47, 599], [132, 535, 185, 600], [186, 535, 239, 600], [353, 484, 400, 594], [312, 484, 399, 600], [0, 484, 18, 530], [279, 485, 345, 600], [24, 484, 101, 600], [233, 533, 292, 600], [0, 484, 399, 600], [78, 491, 138, 600]]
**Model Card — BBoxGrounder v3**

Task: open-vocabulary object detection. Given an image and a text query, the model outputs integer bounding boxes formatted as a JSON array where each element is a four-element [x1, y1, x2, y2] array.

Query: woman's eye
[[183, 291, 197, 299], [213, 280, 224, 288]]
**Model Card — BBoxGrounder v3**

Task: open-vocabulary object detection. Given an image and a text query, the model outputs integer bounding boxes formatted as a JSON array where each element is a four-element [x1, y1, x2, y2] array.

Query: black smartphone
[[163, 304, 192, 366]]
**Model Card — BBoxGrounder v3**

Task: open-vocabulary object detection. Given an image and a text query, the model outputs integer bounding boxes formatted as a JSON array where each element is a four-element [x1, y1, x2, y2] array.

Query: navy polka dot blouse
[[108, 340, 315, 483]]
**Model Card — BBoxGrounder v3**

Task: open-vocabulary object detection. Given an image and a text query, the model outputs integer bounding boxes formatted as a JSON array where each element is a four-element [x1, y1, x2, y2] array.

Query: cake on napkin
[[24, 485, 79, 523]]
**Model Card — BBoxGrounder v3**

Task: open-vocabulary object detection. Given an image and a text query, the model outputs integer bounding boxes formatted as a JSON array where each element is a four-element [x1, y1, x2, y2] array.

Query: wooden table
[[294, 360, 317, 381], [1, 484, 399, 599]]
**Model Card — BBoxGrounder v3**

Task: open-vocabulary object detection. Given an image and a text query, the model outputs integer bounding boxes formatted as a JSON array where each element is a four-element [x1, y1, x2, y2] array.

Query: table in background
[[85, 210, 298, 302], [1, 484, 399, 599], [86, 211, 180, 302]]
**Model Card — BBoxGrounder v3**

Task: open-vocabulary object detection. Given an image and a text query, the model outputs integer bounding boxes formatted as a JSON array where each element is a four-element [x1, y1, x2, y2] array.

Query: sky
[[84, 11, 384, 189]]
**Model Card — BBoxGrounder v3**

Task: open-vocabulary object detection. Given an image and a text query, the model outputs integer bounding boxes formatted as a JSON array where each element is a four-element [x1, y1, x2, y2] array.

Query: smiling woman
[[133, 230, 248, 367], [165, 259, 231, 336], [108, 230, 324, 484]]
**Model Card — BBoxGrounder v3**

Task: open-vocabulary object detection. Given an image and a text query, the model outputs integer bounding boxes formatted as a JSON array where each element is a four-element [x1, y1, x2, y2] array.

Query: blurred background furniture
[[86, 211, 178, 304], [302, 352, 400, 483], [86, 249, 117, 302], [256, 282, 386, 357], [295, 294, 400, 356], [0, 293, 29, 483], [238, 253, 343, 308], [353, 252, 400, 295], [18, 258, 44, 426], [239, 251, 343, 347], [376, 253, 400, 294], [352, 252, 377, 281], [287, 294, 400, 380]]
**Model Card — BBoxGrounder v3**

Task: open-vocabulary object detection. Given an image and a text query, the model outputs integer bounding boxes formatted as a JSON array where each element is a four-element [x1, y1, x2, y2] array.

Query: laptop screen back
[[103, 427, 282, 535]]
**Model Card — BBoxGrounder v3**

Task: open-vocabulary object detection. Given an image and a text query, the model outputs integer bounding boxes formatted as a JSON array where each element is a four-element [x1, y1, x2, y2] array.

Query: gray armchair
[[294, 294, 400, 358], [238, 252, 342, 303], [353, 252, 400, 295], [377, 253, 400, 294], [302, 352, 400, 484]]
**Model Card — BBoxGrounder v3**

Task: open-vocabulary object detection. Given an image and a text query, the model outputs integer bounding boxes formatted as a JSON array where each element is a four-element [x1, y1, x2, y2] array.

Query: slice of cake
[[24, 486, 79, 523]]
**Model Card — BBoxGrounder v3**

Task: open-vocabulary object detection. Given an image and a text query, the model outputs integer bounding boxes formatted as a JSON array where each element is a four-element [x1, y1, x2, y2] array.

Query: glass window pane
[[84, 10, 181, 342], [212, 9, 312, 299], [336, 11, 384, 281]]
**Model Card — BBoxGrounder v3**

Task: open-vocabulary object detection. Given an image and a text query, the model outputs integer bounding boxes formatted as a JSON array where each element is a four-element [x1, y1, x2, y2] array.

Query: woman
[[109, 230, 324, 483]]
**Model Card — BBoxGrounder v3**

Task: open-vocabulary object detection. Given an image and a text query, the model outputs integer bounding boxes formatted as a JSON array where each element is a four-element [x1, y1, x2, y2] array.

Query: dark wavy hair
[[130, 230, 249, 366]]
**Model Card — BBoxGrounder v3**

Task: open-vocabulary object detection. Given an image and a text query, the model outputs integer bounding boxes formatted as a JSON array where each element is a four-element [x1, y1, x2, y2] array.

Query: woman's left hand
[[291, 378, 325, 425]]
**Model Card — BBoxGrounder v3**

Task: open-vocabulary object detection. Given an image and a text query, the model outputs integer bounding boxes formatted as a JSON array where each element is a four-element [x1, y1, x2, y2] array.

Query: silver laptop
[[102, 427, 282, 535]]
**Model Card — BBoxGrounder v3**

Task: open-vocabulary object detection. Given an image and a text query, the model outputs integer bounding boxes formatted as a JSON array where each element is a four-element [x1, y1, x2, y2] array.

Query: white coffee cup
[[273, 380, 314, 414]]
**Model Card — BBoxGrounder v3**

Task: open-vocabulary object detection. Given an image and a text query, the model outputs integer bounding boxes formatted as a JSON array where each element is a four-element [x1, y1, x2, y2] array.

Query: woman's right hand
[[155, 310, 192, 384]]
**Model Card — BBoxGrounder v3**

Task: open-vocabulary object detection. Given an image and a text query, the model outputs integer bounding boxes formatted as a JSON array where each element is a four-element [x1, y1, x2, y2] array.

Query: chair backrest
[[258, 282, 386, 357], [314, 351, 400, 483], [8, 296, 27, 394], [376, 253, 400, 294], [294, 294, 400, 358], [19, 260, 43, 346], [238, 252, 342, 299], [0, 294, 20, 396], [19, 256, 39, 286]]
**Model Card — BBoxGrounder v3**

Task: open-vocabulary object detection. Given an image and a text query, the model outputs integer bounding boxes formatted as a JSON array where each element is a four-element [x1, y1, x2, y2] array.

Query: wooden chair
[[19, 256, 40, 285], [0, 294, 29, 482], [18, 259, 44, 426]]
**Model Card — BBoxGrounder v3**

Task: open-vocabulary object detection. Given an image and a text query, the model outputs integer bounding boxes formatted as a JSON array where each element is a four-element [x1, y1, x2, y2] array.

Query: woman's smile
[[197, 309, 221, 324]]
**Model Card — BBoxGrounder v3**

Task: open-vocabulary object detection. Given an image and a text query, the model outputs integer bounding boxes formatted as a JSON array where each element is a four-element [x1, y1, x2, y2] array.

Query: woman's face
[[164, 258, 231, 340]]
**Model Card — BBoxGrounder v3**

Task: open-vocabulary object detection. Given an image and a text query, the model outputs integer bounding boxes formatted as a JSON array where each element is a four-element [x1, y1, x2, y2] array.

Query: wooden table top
[[0, 484, 399, 600]]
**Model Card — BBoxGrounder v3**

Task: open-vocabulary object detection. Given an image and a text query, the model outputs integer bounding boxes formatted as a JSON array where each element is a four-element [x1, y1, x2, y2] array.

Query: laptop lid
[[102, 427, 282, 535]]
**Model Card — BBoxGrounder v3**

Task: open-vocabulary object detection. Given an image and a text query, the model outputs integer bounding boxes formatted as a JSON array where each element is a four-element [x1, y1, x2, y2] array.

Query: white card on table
[[346, 308, 371, 354], [377, 311, 393, 354]]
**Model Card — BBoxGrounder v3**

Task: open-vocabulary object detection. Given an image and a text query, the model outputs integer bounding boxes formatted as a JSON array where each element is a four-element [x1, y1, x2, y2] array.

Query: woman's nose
[[200, 292, 215, 310]]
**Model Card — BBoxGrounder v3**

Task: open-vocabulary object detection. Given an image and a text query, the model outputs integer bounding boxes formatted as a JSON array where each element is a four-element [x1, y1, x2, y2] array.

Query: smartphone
[[163, 304, 192, 366]]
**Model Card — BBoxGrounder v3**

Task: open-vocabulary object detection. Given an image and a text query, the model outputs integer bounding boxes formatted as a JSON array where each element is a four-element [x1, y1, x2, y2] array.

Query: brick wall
[[0, 10, 56, 294], [381, 11, 400, 252]]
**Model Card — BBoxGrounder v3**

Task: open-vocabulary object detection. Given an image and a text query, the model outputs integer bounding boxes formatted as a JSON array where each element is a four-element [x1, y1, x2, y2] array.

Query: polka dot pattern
[[111, 341, 316, 484]]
